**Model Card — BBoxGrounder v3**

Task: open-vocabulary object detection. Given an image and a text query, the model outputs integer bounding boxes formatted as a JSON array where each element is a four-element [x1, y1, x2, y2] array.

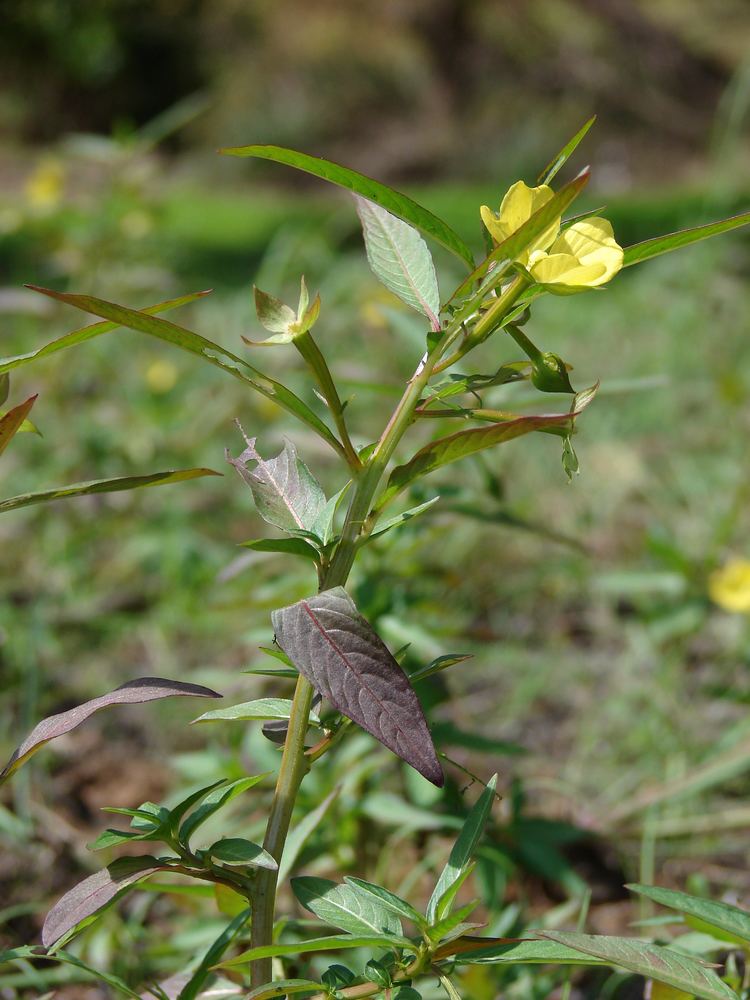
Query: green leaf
[[0, 290, 211, 376], [426, 775, 497, 922], [240, 536, 320, 563], [627, 884, 750, 946], [178, 908, 251, 1000], [623, 210, 750, 268], [245, 979, 321, 999], [450, 168, 589, 302], [541, 932, 737, 1000], [228, 435, 328, 538], [344, 877, 426, 928], [408, 653, 473, 684], [278, 788, 340, 884], [178, 774, 269, 846], [0, 468, 220, 515], [24, 286, 343, 455], [291, 876, 406, 939], [453, 937, 608, 965], [192, 698, 320, 725], [354, 197, 441, 328], [427, 900, 481, 942], [0, 394, 37, 458], [207, 837, 277, 870], [0, 372, 9, 406], [220, 144, 474, 269], [219, 933, 410, 967], [437, 971, 462, 1000], [369, 497, 441, 540], [537, 116, 596, 185], [0, 946, 145, 999], [382, 411, 579, 507]]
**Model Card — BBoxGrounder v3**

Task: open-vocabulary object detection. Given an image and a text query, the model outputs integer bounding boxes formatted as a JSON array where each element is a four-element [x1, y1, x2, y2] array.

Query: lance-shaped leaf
[[448, 936, 608, 965], [450, 168, 589, 303], [426, 776, 497, 922], [344, 877, 426, 928], [627, 884, 750, 946], [24, 286, 343, 456], [354, 197, 440, 329], [0, 467, 220, 515], [43, 856, 167, 947], [1, 946, 145, 999], [537, 116, 596, 185], [0, 394, 37, 458], [207, 837, 277, 870], [193, 698, 321, 725], [0, 289, 211, 375], [168, 908, 250, 1000], [178, 773, 269, 846], [291, 876, 407, 939], [272, 587, 443, 786], [381, 410, 583, 508], [540, 932, 737, 1000], [368, 497, 441, 541], [227, 434, 327, 537], [0, 372, 9, 405], [246, 980, 321, 1000], [219, 933, 406, 968], [220, 144, 474, 269], [623, 210, 750, 268], [1, 677, 221, 783]]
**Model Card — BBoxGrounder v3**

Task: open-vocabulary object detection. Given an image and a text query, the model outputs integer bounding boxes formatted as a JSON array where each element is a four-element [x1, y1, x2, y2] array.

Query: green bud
[[531, 352, 575, 393]]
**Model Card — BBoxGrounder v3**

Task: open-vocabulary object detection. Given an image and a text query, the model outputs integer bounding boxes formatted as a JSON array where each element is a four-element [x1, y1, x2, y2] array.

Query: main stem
[[249, 346, 441, 988]]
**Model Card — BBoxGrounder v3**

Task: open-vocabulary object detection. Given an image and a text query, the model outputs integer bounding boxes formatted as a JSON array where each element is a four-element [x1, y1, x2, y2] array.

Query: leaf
[[427, 901, 481, 942], [541, 932, 737, 1000], [227, 434, 327, 537], [24, 286, 342, 455], [177, 908, 250, 1000], [426, 775, 497, 922], [450, 168, 589, 302], [0, 946, 145, 999], [0, 372, 9, 406], [219, 933, 410, 968], [192, 698, 320, 725], [354, 197, 440, 328], [627, 884, 750, 946], [382, 413, 575, 507], [219, 144, 474, 269], [537, 116, 596, 185], [0, 289, 211, 375], [0, 468, 220, 515], [369, 497, 441, 540], [240, 537, 320, 563], [291, 876, 406, 939], [271, 587, 443, 786], [1, 677, 221, 783], [207, 838, 277, 870], [450, 937, 608, 965], [178, 774, 269, 846], [278, 787, 340, 884], [42, 856, 166, 947], [0, 394, 37, 458], [436, 971, 462, 1000], [344, 877, 426, 928], [245, 980, 320, 1000], [408, 653, 473, 684], [623, 211, 750, 268]]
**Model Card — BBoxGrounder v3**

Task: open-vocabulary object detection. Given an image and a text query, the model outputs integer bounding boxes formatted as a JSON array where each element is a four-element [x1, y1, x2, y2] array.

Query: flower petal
[[530, 252, 607, 291], [481, 181, 559, 260], [551, 218, 623, 284]]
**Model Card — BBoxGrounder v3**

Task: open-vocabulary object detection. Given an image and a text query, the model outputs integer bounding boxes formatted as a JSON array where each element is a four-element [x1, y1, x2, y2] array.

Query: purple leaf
[[0, 394, 37, 458], [271, 587, 443, 786], [43, 856, 166, 947], [1, 678, 221, 783]]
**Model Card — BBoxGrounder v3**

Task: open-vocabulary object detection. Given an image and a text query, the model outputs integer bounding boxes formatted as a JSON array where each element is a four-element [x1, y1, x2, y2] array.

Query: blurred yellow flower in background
[[480, 180, 623, 292], [145, 359, 178, 393], [24, 158, 65, 212], [709, 558, 750, 613]]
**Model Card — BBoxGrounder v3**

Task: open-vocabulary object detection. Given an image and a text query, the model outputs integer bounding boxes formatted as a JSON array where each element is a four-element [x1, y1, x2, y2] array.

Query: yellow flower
[[145, 360, 177, 393], [480, 180, 623, 292], [25, 158, 64, 212], [709, 559, 750, 614]]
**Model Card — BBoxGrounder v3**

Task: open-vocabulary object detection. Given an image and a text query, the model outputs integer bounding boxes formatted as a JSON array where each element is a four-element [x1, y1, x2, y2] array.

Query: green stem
[[249, 345, 443, 989]]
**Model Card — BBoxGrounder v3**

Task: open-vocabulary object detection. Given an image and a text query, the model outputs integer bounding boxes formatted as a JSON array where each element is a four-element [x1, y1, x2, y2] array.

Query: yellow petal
[[529, 252, 607, 290], [481, 180, 559, 261], [550, 218, 623, 285], [709, 559, 750, 613]]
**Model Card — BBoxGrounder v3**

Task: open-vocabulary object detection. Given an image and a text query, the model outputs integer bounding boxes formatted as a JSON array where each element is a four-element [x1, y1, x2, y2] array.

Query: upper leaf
[[623, 210, 750, 268], [541, 931, 737, 1000], [344, 877, 426, 928], [219, 144, 475, 268], [426, 776, 497, 922], [271, 587, 443, 786], [537, 116, 596, 185], [0, 394, 37, 458], [354, 197, 441, 328], [227, 433, 327, 538], [627, 884, 750, 946], [0, 468, 220, 515], [291, 876, 406, 939], [1, 677, 221, 783]]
